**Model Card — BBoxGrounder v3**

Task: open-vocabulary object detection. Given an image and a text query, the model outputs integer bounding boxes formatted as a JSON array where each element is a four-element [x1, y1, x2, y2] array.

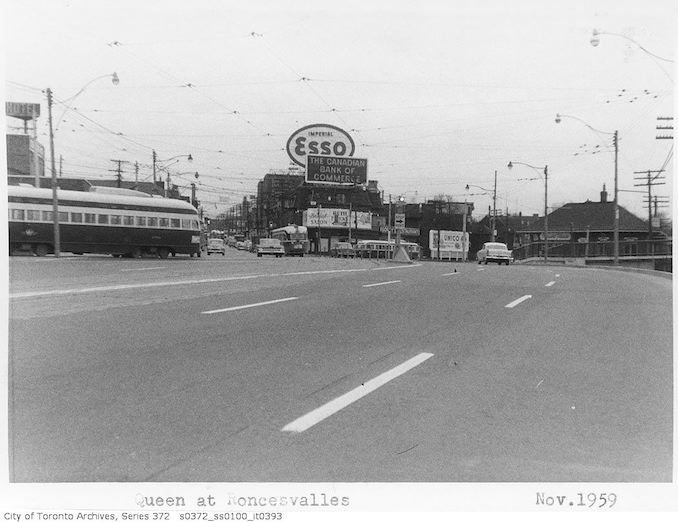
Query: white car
[[476, 242, 512, 265]]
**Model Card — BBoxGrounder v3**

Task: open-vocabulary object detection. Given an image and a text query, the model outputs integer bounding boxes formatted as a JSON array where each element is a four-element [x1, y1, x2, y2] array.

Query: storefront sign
[[303, 208, 372, 230]]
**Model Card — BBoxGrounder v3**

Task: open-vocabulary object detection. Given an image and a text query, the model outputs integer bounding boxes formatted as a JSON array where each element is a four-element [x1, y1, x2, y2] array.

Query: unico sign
[[286, 123, 355, 167]]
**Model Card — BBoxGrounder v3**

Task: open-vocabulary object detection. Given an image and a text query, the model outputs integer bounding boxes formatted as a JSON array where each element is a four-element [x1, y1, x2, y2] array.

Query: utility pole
[[613, 130, 619, 265], [47, 87, 60, 257], [492, 170, 497, 241], [109, 159, 127, 188], [634, 169, 665, 238], [134, 161, 139, 183], [152, 150, 157, 183], [59, 155, 63, 177]]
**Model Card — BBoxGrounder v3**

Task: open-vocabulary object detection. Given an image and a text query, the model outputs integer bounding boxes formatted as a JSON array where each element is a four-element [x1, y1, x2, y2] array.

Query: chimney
[[600, 184, 608, 203]]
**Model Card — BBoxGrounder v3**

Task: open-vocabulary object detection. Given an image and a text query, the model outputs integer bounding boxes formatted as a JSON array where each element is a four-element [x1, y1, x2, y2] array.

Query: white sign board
[[303, 208, 372, 230], [429, 230, 469, 260], [394, 213, 406, 229]]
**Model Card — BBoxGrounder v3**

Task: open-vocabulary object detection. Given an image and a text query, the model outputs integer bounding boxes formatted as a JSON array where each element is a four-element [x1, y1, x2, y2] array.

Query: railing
[[512, 239, 672, 260]]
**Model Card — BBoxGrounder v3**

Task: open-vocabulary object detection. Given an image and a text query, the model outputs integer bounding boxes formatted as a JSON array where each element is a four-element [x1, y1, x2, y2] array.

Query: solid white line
[[441, 272, 460, 276], [477, 268, 485, 271], [545, 281, 556, 287], [282, 352, 434, 433], [10, 264, 421, 299], [373, 263, 422, 271], [505, 295, 532, 308], [202, 297, 299, 315], [555, 274, 561, 278], [362, 280, 401, 288], [120, 267, 165, 272]]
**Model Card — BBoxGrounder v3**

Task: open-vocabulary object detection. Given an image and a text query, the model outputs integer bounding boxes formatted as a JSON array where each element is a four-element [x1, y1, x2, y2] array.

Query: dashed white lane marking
[[441, 272, 460, 276], [477, 268, 485, 271], [120, 267, 165, 272], [545, 281, 556, 287], [555, 274, 561, 278], [362, 280, 401, 288], [374, 263, 422, 271], [202, 297, 299, 315], [505, 295, 532, 308], [282, 352, 435, 433]]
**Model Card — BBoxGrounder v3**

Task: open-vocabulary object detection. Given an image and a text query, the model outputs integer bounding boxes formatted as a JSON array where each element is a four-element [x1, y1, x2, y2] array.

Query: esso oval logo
[[286, 123, 355, 167]]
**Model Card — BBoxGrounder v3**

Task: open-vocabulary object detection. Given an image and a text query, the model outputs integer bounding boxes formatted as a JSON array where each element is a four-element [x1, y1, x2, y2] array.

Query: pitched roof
[[518, 201, 647, 232]]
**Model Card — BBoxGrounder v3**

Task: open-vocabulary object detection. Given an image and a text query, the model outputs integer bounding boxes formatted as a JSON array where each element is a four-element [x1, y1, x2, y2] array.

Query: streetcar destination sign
[[306, 155, 367, 184], [287, 123, 356, 167]]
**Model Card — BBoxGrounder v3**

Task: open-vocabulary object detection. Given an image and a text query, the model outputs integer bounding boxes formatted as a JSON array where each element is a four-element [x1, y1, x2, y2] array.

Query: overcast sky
[[3, 0, 675, 219]]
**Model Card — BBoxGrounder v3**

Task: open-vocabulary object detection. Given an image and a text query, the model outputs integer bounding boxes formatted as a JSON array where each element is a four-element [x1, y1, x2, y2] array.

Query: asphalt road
[[7, 251, 673, 482]]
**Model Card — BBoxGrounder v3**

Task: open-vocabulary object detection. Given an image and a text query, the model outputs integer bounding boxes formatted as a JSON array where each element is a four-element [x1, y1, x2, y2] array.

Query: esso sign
[[286, 123, 355, 167]]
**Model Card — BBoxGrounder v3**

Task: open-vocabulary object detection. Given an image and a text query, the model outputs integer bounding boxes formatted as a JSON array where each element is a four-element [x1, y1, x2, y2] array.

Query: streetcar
[[270, 224, 309, 256], [354, 239, 420, 259], [7, 185, 202, 258]]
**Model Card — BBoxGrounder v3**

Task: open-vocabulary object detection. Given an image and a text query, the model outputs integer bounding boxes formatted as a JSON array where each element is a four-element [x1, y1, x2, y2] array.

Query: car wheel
[[484, 260, 488, 265], [257, 253, 262, 257]]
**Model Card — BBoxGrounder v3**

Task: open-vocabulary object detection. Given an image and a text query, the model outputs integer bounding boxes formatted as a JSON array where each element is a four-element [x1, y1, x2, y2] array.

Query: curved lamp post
[[151, 151, 193, 195], [556, 113, 619, 265], [47, 73, 120, 257], [508, 161, 549, 262], [591, 29, 673, 62]]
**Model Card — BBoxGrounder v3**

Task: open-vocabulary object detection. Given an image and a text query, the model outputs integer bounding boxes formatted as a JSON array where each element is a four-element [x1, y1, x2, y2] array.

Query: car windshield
[[485, 243, 507, 249]]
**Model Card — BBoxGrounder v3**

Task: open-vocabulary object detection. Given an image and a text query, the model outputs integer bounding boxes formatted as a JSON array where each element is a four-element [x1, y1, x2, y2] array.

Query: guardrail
[[512, 239, 672, 260]]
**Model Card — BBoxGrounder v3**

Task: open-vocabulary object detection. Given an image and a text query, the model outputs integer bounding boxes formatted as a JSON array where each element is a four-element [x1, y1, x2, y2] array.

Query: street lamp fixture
[[47, 73, 120, 257], [508, 161, 549, 263], [152, 151, 194, 187], [555, 113, 619, 265]]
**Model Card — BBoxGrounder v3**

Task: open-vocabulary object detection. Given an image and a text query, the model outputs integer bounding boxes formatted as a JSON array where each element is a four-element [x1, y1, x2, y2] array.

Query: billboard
[[306, 155, 367, 185], [303, 208, 372, 230], [429, 230, 469, 259], [286, 124, 356, 167]]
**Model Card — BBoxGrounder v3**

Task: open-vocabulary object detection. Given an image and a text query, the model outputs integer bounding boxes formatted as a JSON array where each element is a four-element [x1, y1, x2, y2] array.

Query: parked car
[[330, 242, 356, 258], [206, 238, 226, 256], [476, 242, 512, 265], [235, 241, 245, 250], [256, 238, 285, 257]]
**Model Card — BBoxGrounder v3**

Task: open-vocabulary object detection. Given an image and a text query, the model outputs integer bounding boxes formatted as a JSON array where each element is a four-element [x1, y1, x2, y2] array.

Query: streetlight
[[508, 161, 549, 263], [152, 151, 193, 194], [590, 29, 674, 62], [555, 113, 619, 265], [46, 72, 120, 257], [466, 172, 497, 240]]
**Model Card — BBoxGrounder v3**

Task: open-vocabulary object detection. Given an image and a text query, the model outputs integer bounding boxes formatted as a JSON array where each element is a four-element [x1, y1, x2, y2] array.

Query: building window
[[336, 194, 346, 205]]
